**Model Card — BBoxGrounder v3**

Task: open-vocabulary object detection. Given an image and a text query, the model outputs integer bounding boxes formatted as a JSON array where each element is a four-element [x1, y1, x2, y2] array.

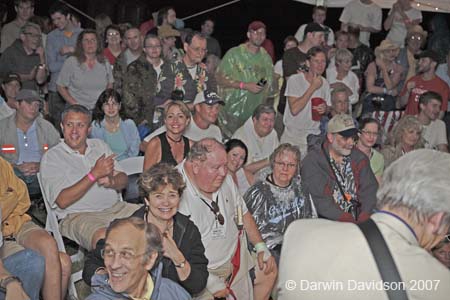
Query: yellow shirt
[[130, 274, 154, 300]]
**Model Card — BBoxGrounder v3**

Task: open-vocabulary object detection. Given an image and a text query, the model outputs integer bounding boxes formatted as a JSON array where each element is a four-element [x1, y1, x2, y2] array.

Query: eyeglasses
[[23, 32, 41, 39], [274, 161, 296, 169], [107, 32, 120, 37], [409, 35, 422, 41], [210, 200, 225, 225], [360, 130, 379, 137], [445, 234, 450, 242], [101, 248, 146, 263]]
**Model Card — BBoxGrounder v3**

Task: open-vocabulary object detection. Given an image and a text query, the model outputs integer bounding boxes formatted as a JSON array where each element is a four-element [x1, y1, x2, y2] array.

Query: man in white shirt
[[294, 6, 334, 47], [384, 0, 422, 47], [177, 138, 277, 300], [40, 105, 140, 251], [232, 104, 279, 174], [416, 91, 448, 152], [282, 46, 331, 157], [340, 0, 382, 47]]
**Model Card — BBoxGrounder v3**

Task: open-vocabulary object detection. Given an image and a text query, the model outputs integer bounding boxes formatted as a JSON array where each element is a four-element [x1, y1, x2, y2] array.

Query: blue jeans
[[0, 249, 45, 300]]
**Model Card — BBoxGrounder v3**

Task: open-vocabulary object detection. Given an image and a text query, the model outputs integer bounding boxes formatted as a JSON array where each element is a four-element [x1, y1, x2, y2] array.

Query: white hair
[[377, 149, 450, 226]]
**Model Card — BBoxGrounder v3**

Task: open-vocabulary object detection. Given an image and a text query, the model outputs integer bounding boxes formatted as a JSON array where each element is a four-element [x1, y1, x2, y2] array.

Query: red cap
[[248, 21, 266, 32]]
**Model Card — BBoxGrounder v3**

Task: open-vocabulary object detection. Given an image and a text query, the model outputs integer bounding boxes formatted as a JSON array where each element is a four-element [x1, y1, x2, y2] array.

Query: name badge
[[211, 224, 226, 240]]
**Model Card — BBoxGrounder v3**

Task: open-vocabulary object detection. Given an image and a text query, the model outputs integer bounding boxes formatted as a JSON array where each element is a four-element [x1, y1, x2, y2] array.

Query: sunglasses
[[210, 200, 225, 226]]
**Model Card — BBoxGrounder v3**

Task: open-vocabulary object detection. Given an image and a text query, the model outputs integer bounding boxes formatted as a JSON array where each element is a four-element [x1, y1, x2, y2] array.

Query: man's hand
[[96, 176, 115, 188], [257, 251, 276, 275], [315, 103, 327, 115], [406, 81, 415, 92], [59, 45, 74, 55], [5, 281, 29, 300], [91, 154, 116, 179], [213, 288, 230, 298], [16, 162, 40, 176], [35, 46, 45, 57], [375, 58, 386, 70], [244, 82, 264, 94], [311, 74, 323, 91]]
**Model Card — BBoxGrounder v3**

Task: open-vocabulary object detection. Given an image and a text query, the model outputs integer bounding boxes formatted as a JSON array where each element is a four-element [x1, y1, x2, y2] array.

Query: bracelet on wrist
[[87, 172, 96, 183], [239, 82, 244, 90], [254, 242, 268, 253]]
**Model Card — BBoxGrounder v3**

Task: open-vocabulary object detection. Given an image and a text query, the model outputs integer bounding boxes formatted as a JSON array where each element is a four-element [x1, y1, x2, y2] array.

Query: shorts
[[59, 201, 141, 250], [0, 221, 42, 258]]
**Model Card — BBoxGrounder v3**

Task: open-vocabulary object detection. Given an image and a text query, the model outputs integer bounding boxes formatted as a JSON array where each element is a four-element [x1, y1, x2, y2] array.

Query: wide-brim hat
[[158, 25, 180, 39], [407, 25, 428, 39], [375, 39, 400, 57]]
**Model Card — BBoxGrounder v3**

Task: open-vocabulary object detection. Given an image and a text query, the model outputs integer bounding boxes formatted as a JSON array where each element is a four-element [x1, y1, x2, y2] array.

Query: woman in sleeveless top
[[225, 139, 254, 196], [363, 39, 403, 114], [144, 101, 193, 170]]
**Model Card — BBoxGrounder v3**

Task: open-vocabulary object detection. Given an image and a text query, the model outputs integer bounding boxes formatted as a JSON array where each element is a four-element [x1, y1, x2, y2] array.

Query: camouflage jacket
[[122, 54, 165, 125], [155, 58, 217, 104]]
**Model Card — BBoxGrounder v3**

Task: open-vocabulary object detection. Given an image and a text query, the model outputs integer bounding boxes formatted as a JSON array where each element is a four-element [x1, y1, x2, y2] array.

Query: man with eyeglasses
[[0, 22, 47, 92], [216, 21, 274, 138], [0, 89, 59, 195], [177, 138, 277, 300], [86, 217, 190, 300], [0, 0, 34, 53], [46, 3, 82, 128], [156, 31, 216, 108], [397, 25, 427, 87], [301, 114, 377, 223], [113, 27, 143, 95], [123, 34, 166, 128]]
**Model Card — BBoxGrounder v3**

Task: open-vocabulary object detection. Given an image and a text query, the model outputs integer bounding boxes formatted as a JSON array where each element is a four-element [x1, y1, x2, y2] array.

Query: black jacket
[[82, 207, 209, 295]]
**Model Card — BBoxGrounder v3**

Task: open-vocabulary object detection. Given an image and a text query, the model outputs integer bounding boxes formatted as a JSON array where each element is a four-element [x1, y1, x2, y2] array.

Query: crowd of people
[[0, 0, 450, 299]]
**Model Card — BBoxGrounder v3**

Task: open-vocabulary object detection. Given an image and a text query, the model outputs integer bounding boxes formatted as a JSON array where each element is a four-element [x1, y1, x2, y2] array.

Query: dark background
[[4, 0, 450, 58]]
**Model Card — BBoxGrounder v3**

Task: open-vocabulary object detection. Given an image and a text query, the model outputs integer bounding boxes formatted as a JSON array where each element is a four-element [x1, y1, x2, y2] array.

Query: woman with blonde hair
[[363, 39, 403, 114], [144, 101, 193, 170], [381, 115, 424, 167]]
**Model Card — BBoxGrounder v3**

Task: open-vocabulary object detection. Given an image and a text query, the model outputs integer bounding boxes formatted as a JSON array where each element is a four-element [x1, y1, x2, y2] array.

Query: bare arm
[[143, 138, 161, 171], [216, 70, 263, 94], [287, 75, 322, 116], [244, 158, 269, 174], [57, 84, 77, 105], [0, 260, 30, 300]]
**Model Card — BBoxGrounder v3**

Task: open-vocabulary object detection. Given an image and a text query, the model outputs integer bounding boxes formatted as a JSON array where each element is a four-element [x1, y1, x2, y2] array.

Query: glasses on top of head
[[210, 201, 225, 225]]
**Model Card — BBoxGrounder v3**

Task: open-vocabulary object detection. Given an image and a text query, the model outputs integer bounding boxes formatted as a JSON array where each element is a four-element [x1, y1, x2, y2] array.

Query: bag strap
[[357, 219, 408, 300]]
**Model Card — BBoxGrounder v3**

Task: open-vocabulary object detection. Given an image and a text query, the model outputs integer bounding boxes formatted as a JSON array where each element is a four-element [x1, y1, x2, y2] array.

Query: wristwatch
[[174, 259, 186, 268], [0, 276, 21, 292]]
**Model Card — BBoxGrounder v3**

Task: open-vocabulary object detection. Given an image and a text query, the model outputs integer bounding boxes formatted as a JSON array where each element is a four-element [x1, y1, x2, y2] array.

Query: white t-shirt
[[232, 117, 279, 164], [386, 8, 422, 47], [326, 67, 360, 109], [282, 73, 331, 150], [176, 162, 248, 269], [294, 23, 335, 46], [40, 139, 123, 219], [422, 119, 448, 150], [339, 0, 382, 47], [144, 118, 223, 142], [274, 60, 283, 77]]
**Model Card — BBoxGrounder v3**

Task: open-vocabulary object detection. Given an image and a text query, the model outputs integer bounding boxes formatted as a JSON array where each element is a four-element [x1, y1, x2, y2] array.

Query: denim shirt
[[90, 118, 140, 161]]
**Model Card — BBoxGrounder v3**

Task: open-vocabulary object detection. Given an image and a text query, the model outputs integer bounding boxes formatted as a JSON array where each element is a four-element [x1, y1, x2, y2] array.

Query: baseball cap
[[158, 25, 180, 39], [304, 22, 326, 35], [248, 21, 266, 32], [15, 89, 43, 102], [327, 114, 357, 137], [414, 50, 440, 62], [193, 90, 224, 106], [2, 72, 22, 86]]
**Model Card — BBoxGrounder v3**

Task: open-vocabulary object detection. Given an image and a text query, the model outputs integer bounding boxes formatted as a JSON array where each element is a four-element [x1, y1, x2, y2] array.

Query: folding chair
[[120, 156, 145, 203], [37, 173, 83, 300], [119, 156, 145, 176]]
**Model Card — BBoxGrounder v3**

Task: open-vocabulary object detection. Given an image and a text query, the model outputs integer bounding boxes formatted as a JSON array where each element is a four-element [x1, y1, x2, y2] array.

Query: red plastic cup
[[311, 97, 326, 121]]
